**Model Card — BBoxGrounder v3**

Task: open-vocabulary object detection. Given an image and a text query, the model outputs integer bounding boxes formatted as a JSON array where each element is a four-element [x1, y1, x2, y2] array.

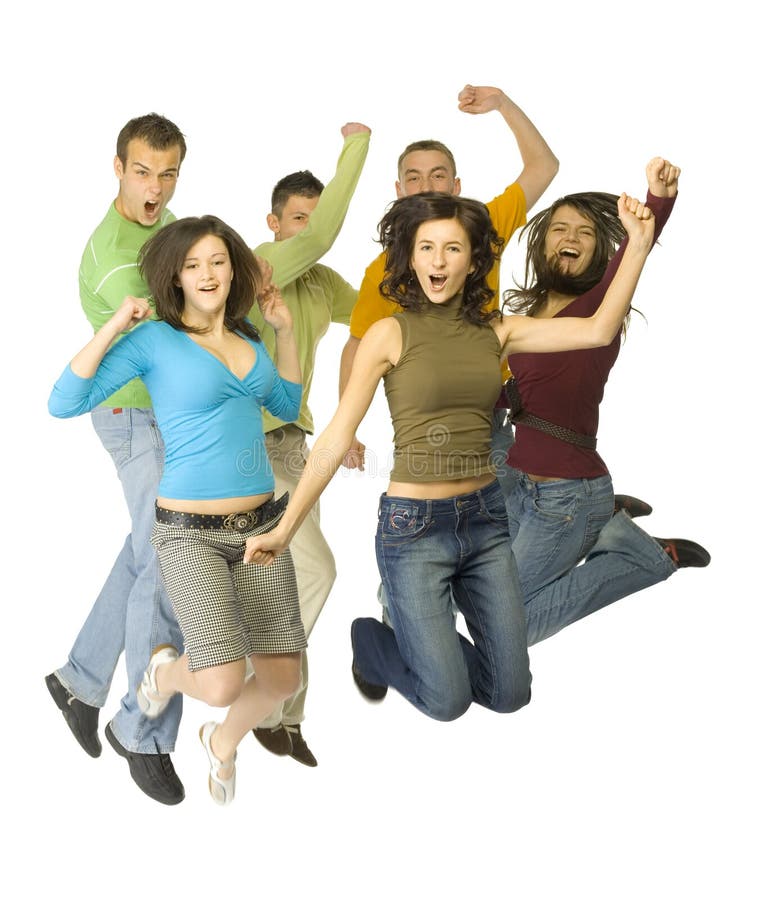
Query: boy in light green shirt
[[248, 122, 371, 766]]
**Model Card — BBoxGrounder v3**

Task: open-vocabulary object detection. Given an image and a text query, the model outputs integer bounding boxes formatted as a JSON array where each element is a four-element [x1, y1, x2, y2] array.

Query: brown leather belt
[[504, 378, 597, 451]]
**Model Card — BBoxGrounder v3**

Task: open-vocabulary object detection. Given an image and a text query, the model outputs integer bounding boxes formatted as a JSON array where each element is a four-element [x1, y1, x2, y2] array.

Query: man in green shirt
[[248, 122, 371, 766], [45, 113, 188, 804]]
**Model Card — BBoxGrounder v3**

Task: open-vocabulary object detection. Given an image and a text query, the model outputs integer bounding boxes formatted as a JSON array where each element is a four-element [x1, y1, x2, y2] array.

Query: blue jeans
[[56, 407, 183, 753], [506, 471, 677, 645], [491, 407, 517, 502], [353, 480, 531, 721]]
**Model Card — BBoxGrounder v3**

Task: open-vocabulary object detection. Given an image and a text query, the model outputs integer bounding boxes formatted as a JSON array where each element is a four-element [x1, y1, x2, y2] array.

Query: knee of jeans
[[491, 683, 531, 715], [424, 688, 472, 722]]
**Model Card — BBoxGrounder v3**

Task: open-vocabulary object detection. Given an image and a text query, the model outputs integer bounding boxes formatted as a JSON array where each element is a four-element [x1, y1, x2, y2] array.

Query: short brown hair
[[397, 140, 457, 179], [116, 113, 187, 167]]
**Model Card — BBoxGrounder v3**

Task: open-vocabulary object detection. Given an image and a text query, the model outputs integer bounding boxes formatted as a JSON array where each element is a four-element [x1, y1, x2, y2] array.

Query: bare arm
[[458, 85, 559, 212], [244, 318, 399, 564], [495, 194, 655, 354], [257, 285, 301, 385], [338, 335, 367, 469]]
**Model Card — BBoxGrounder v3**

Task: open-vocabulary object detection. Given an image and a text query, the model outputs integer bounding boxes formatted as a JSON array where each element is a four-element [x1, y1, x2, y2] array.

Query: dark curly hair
[[139, 215, 261, 342], [503, 192, 627, 320], [378, 192, 504, 326]]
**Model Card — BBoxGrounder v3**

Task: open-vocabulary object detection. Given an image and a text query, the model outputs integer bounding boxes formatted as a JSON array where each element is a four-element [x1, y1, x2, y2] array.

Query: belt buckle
[[223, 510, 258, 532]]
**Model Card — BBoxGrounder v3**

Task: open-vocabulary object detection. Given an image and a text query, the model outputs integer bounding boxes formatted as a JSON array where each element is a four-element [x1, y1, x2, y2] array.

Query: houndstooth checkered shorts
[[151, 505, 307, 671]]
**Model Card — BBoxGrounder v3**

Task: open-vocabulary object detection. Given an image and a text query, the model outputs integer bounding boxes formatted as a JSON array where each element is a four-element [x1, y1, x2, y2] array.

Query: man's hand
[[457, 84, 506, 116], [646, 157, 680, 198], [341, 122, 372, 137]]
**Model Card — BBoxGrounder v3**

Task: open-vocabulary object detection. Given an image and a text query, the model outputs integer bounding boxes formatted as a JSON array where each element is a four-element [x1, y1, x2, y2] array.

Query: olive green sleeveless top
[[383, 294, 502, 483]]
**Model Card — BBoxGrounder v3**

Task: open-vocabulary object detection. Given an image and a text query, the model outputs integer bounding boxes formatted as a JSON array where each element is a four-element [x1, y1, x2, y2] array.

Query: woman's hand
[[244, 525, 290, 565], [646, 157, 680, 198], [110, 296, 153, 334], [617, 193, 655, 254], [258, 284, 293, 334]]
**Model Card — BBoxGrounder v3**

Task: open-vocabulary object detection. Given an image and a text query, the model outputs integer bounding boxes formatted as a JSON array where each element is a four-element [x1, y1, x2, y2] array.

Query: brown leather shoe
[[613, 495, 653, 518], [285, 724, 318, 768], [252, 724, 293, 756], [655, 537, 711, 568]]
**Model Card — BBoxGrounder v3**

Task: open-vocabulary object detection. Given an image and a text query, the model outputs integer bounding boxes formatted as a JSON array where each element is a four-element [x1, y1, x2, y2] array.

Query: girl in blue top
[[50, 215, 305, 805]]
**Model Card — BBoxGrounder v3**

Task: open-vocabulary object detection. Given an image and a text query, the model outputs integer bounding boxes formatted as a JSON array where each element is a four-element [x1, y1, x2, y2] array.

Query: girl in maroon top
[[501, 158, 710, 646]]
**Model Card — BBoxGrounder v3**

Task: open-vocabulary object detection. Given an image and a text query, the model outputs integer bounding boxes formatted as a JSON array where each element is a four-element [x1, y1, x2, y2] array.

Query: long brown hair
[[504, 192, 626, 319], [139, 215, 261, 341], [378, 193, 504, 326]]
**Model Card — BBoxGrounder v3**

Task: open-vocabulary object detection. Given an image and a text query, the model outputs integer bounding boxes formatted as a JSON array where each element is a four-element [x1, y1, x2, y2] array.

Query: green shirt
[[79, 203, 175, 408], [251, 130, 370, 434]]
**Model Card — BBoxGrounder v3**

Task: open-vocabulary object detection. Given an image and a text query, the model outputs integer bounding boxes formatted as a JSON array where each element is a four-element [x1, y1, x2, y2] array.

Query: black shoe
[[655, 537, 711, 568], [350, 620, 388, 702], [105, 721, 185, 805], [351, 662, 388, 702], [252, 724, 293, 757], [285, 724, 318, 768], [45, 672, 101, 758], [613, 494, 653, 518]]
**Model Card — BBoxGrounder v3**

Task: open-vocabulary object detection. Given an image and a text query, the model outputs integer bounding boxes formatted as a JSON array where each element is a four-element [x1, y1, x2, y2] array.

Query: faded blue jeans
[[55, 406, 183, 753], [505, 469, 677, 644], [353, 480, 531, 721]]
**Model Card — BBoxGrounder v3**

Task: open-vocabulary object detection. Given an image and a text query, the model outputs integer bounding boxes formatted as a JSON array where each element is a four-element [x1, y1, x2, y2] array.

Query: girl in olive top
[[244, 190, 657, 722]]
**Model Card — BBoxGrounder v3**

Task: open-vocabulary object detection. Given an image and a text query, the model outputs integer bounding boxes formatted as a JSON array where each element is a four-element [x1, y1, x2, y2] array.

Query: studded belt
[[154, 493, 288, 532]]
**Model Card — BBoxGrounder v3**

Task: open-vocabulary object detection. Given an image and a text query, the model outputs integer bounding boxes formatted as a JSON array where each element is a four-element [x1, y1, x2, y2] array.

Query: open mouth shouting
[[429, 273, 448, 292]]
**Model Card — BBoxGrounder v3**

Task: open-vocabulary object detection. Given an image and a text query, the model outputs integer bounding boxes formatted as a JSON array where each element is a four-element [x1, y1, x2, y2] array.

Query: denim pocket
[[532, 488, 577, 523], [478, 491, 510, 529], [91, 407, 132, 468], [379, 501, 430, 542]]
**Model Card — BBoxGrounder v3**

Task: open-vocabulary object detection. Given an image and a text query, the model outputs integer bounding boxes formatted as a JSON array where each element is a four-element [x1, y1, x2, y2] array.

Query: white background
[[2, 1, 754, 897]]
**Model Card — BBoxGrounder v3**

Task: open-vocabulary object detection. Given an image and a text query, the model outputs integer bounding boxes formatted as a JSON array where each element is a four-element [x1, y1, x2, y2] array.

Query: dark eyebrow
[[130, 159, 179, 175]]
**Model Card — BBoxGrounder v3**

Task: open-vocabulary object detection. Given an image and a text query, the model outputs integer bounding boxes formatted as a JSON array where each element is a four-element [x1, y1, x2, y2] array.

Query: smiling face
[[114, 137, 181, 226], [396, 150, 461, 198], [411, 217, 474, 304], [176, 233, 234, 322], [267, 193, 320, 241], [544, 204, 598, 277]]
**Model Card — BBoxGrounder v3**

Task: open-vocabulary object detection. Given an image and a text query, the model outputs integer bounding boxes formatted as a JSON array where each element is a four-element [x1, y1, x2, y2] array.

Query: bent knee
[[258, 656, 302, 701], [491, 685, 531, 715], [198, 672, 245, 708], [423, 687, 472, 722]]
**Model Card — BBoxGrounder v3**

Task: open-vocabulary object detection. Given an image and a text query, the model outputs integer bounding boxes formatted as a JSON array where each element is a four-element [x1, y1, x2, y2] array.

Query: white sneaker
[[136, 644, 178, 718], [199, 722, 236, 805]]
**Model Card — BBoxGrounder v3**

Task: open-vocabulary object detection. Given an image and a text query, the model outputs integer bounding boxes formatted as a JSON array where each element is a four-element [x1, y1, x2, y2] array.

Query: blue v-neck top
[[49, 320, 302, 499]]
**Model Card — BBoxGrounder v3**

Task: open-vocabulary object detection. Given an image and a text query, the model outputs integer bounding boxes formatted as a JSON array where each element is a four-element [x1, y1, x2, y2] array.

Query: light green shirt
[[251, 130, 370, 434], [79, 203, 175, 408]]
